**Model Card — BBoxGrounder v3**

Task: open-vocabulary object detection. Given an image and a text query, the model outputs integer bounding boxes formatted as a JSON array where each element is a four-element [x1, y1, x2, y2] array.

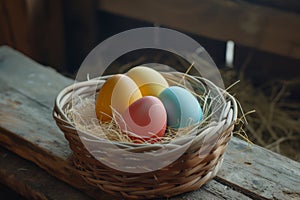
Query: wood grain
[[241, 0, 300, 13], [0, 0, 65, 69], [62, 0, 98, 74], [0, 0, 32, 58], [26, 0, 66, 69], [0, 143, 249, 200], [0, 1, 14, 47], [98, 0, 300, 59], [0, 46, 300, 199], [0, 147, 92, 200], [219, 138, 300, 200]]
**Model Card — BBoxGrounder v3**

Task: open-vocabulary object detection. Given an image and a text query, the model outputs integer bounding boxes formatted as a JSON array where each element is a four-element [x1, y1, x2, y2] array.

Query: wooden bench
[[0, 45, 299, 199]]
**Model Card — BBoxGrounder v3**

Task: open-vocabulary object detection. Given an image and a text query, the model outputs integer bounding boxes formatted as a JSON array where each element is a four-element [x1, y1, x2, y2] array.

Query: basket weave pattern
[[53, 73, 237, 199]]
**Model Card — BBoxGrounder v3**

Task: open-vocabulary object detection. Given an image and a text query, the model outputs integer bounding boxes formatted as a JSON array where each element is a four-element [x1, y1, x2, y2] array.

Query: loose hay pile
[[221, 68, 300, 161]]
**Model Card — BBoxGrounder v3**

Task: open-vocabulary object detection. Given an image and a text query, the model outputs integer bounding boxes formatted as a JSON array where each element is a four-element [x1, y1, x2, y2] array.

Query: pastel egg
[[95, 74, 142, 121], [158, 86, 203, 128], [117, 96, 167, 143], [126, 66, 169, 97]]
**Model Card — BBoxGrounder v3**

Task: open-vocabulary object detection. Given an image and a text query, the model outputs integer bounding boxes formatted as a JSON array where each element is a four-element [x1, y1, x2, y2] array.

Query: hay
[[65, 72, 227, 144], [66, 97, 201, 144], [221, 68, 300, 162]]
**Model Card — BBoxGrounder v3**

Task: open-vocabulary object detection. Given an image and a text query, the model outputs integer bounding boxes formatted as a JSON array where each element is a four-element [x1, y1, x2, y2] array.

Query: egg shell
[[158, 86, 203, 128], [127, 66, 169, 97], [117, 96, 167, 143], [95, 74, 142, 121]]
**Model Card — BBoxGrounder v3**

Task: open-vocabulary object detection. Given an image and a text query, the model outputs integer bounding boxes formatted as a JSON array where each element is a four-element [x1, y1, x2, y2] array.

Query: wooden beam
[[0, 1, 14, 47], [0, 0, 32, 58], [98, 0, 300, 59], [0, 46, 300, 199], [62, 0, 98, 74], [241, 0, 300, 13], [26, 0, 66, 69], [0, 0, 65, 70]]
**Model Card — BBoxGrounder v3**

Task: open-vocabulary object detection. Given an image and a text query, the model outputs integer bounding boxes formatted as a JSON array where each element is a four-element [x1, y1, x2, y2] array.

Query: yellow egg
[[95, 74, 142, 121], [126, 66, 169, 97]]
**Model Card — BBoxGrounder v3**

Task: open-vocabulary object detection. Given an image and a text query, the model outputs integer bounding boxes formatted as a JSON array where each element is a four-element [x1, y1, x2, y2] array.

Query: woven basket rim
[[53, 72, 238, 147]]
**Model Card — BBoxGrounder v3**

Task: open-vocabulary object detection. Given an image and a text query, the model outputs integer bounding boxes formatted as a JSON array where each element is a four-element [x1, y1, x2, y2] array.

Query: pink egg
[[117, 96, 167, 143]]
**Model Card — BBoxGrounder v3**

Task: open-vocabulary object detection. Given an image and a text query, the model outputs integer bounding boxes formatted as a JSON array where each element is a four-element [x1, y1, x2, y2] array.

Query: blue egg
[[158, 86, 203, 128]]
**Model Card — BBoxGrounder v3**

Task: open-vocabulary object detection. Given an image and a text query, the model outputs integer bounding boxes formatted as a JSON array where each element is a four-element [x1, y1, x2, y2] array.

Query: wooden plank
[[0, 144, 250, 200], [171, 180, 251, 200], [0, 0, 33, 58], [98, 0, 300, 59], [26, 0, 66, 69], [0, 44, 71, 107], [0, 1, 14, 46], [242, 0, 300, 13], [220, 138, 300, 200], [62, 0, 98, 74], [1, 46, 300, 199], [0, 0, 65, 70], [0, 147, 92, 200]]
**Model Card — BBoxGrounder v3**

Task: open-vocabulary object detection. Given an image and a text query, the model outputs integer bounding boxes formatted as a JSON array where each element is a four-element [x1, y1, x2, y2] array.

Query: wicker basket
[[53, 72, 237, 199]]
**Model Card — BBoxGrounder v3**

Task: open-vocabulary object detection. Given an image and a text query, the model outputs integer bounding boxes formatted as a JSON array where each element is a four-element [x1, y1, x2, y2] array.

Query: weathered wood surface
[[0, 148, 250, 200], [98, 0, 300, 59], [0, 146, 92, 200], [0, 46, 300, 200]]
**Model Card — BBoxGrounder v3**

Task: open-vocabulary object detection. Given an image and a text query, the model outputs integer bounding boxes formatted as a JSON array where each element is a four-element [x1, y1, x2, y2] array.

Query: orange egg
[[95, 74, 142, 121]]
